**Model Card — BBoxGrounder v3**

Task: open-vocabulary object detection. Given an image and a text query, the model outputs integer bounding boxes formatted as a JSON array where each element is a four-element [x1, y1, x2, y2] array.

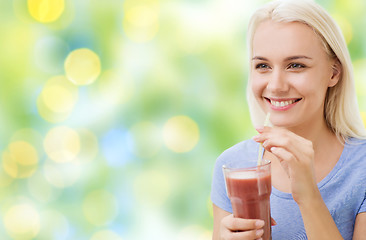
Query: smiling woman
[[211, 0, 366, 240], [250, 20, 340, 129]]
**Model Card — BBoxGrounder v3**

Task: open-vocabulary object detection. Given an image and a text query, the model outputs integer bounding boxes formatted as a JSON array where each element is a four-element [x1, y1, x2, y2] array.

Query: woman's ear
[[328, 59, 341, 87]]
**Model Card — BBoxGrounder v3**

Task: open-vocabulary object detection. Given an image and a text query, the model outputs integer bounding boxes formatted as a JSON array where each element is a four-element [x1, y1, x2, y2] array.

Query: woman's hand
[[219, 214, 265, 240], [253, 126, 319, 204], [213, 204, 276, 240]]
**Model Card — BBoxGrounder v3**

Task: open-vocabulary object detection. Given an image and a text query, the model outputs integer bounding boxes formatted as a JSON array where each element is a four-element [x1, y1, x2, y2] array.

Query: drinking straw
[[257, 112, 271, 166]]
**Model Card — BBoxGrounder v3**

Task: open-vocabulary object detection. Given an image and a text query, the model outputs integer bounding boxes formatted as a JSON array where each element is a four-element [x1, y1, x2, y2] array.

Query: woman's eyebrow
[[285, 55, 313, 61], [252, 56, 268, 61], [252, 55, 313, 61]]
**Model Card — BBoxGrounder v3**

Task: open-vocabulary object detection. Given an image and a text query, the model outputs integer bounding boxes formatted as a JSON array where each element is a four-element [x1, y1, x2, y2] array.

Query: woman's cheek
[[250, 76, 265, 98]]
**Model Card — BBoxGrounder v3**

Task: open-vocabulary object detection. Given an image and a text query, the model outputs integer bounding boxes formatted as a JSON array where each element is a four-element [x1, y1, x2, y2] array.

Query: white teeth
[[270, 99, 296, 107]]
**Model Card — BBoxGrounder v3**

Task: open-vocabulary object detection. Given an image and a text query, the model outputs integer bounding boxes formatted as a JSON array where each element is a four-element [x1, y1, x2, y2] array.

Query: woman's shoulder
[[342, 137, 366, 168], [345, 138, 366, 155]]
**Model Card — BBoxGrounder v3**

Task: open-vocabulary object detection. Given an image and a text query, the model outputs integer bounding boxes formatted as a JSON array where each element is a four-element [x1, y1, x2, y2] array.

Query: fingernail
[[252, 135, 260, 141], [255, 127, 264, 133], [256, 229, 264, 237], [256, 220, 265, 228]]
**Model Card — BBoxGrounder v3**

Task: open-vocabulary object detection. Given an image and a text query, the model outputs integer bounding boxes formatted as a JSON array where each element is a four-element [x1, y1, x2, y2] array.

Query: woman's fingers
[[228, 229, 264, 240], [220, 215, 265, 239], [253, 127, 314, 165], [222, 215, 264, 231]]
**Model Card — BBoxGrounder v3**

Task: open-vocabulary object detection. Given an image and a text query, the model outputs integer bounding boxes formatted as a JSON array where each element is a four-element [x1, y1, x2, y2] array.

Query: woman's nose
[[266, 69, 289, 93]]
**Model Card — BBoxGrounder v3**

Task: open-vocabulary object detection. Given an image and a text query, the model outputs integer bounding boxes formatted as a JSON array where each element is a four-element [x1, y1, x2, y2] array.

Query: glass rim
[[222, 159, 271, 172]]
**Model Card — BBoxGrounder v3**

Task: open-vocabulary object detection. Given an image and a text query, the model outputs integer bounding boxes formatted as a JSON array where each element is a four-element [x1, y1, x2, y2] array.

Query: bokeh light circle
[[64, 48, 101, 85], [2, 141, 39, 179], [101, 128, 133, 167], [37, 75, 78, 123], [27, 0, 65, 23], [123, 2, 159, 42], [82, 190, 118, 226], [332, 14, 353, 44], [163, 115, 200, 153], [9, 141, 38, 166], [44, 126, 80, 163], [3, 203, 41, 239], [90, 230, 123, 240], [361, 112, 366, 127], [42, 85, 74, 113]]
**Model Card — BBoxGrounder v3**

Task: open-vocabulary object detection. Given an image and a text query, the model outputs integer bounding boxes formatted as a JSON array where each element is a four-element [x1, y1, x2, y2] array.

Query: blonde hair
[[246, 0, 366, 140]]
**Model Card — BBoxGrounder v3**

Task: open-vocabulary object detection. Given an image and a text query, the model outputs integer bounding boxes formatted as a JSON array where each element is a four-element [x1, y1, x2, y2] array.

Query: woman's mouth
[[264, 97, 302, 109]]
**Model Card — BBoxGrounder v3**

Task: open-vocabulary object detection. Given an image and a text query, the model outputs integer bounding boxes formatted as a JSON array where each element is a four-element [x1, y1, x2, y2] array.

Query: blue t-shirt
[[211, 138, 366, 240]]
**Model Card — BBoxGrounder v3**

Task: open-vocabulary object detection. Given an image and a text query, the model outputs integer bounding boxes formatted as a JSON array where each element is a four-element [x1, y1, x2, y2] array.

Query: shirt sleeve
[[357, 192, 366, 214], [210, 154, 232, 213]]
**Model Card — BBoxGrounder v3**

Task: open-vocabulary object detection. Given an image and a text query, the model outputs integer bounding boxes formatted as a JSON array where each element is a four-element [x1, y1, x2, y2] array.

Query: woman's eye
[[255, 63, 269, 69], [288, 63, 305, 69]]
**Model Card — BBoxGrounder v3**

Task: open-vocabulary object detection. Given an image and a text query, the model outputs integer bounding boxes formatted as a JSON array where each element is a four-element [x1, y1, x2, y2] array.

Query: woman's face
[[251, 20, 340, 129]]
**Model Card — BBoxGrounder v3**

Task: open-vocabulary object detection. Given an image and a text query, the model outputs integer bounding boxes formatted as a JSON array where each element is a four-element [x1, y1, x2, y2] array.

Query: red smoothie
[[225, 169, 272, 240]]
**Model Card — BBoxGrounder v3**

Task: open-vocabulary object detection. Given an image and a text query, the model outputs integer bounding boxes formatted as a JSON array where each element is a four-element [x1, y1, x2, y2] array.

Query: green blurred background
[[0, 0, 365, 239]]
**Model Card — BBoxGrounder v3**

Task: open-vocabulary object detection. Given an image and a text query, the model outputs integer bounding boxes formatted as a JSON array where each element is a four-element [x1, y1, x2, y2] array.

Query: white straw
[[257, 112, 271, 166]]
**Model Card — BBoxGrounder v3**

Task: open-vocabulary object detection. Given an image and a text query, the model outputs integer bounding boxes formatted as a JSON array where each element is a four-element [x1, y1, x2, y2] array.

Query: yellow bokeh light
[[2, 141, 39, 179], [42, 85, 74, 113], [64, 48, 101, 85], [332, 14, 353, 44], [90, 230, 123, 240], [37, 75, 78, 123], [163, 115, 200, 153], [9, 141, 38, 166], [123, 3, 159, 42], [134, 169, 172, 207], [125, 5, 159, 27], [130, 121, 162, 158], [37, 97, 70, 123], [3, 203, 41, 239], [28, 0, 65, 23], [82, 190, 118, 226], [44, 126, 80, 163], [361, 112, 366, 127]]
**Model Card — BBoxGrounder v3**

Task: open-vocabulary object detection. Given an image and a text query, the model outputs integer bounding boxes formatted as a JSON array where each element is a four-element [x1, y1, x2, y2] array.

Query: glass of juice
[[223, 159, 271, 240]]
